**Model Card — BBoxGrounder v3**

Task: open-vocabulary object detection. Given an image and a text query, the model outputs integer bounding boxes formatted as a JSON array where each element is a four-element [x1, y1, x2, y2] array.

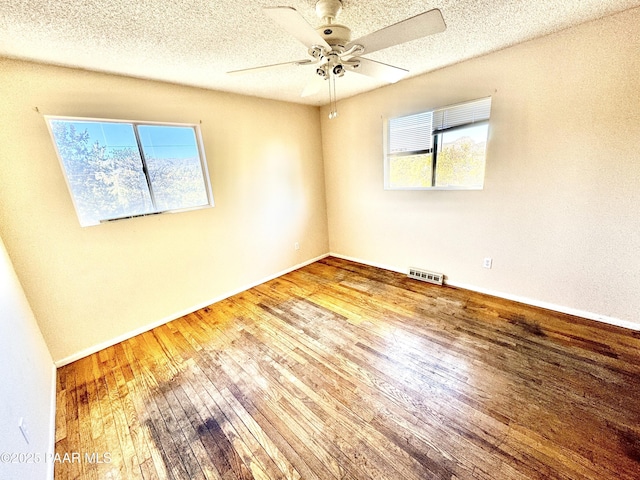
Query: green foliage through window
[[389, 154, 433, 188], [46, 117, 213, 226], [435, 124, 488, 188]]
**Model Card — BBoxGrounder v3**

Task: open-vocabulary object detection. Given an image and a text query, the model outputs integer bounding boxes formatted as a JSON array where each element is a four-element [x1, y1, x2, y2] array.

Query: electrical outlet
[[19, 417, 30, 444], [483, 257, 493, 269], [294, 242, 300, 250]]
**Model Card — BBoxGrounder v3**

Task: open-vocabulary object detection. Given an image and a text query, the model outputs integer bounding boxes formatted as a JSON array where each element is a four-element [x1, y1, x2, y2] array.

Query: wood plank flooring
[[54, 256, 640, 479]]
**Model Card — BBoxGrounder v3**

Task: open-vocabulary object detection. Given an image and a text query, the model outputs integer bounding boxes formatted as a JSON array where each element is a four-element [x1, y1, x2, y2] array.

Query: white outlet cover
[[483, 257, 492, 269]]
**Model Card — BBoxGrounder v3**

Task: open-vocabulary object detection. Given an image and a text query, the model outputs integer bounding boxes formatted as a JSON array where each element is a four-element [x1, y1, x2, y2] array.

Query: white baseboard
[[329, 252, 640, 332], [54, 253, 330, 367], [47, 364, 57, 480], [445, 279, 640, 331]]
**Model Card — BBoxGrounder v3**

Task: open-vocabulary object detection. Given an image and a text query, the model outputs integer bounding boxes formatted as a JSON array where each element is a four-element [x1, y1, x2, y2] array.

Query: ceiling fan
[[229, 0, 446, 118]]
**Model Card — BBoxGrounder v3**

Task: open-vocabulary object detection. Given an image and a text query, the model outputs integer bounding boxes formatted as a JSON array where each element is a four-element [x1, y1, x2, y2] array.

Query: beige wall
[[321, 8, 640, 327], [0, 235, 55, 479], [0, 59, 329, 363]]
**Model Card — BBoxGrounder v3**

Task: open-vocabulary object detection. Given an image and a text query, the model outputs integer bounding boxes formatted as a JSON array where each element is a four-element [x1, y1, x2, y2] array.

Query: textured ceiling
[[1, 0, 639, 106]]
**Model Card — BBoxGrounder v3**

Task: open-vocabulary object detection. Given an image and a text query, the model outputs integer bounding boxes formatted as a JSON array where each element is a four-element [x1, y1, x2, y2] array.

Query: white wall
[[321, 7, 640, 328], [0, 235, 56, 479], [0, 58, 330, 363]]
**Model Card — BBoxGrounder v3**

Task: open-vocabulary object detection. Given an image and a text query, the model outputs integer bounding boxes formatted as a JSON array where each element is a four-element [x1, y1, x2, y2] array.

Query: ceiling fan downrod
[[315, 0, 342, 24]]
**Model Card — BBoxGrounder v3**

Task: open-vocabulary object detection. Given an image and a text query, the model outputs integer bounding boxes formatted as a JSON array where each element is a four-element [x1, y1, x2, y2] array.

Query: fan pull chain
[[328, 73, 338, 119]]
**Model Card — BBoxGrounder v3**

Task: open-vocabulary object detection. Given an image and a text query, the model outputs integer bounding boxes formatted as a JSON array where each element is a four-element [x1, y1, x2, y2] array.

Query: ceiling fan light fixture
[[316, 65, 328, 78], [229, 1, 446, 118], [308, 45, 325, 59]]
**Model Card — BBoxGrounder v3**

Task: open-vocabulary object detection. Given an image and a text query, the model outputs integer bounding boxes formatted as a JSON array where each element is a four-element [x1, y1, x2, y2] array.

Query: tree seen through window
[[47, 118, 212, 226]]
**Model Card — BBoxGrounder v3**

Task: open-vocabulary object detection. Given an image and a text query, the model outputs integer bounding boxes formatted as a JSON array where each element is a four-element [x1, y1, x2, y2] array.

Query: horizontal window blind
[[388, 111, 433, 154], [432, 97, 492, 133]]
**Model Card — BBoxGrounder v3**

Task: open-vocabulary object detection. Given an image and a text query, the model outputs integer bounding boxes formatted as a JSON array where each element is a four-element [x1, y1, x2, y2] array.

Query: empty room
[[1, 0, 639, 479]]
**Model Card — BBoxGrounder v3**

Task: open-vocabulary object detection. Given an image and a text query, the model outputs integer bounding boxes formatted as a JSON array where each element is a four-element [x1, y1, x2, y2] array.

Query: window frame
[[45, 115, 214, 226], [384, 97, 491, 191]]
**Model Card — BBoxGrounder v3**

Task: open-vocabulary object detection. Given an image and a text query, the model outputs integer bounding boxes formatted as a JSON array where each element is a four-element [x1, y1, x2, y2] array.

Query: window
[[385, 97, 491, 190], [45, 117, 213, 226]]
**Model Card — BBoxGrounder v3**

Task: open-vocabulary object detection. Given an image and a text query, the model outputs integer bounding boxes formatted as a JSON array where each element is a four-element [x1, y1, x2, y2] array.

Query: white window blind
[[388, 111, 433, 154], [432, 97, 492, 133]]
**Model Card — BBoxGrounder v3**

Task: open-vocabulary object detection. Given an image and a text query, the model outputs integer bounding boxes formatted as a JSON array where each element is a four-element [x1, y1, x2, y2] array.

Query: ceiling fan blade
[[350, 57, 408, 83], [263, 6, 330, 50], [346, 8, 446, 55], [227, 59, 313, 76], [301, 74, 326, 97]]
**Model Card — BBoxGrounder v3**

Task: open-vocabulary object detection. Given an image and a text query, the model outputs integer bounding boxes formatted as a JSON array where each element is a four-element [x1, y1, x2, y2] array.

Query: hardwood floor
[[54, 257, 640, 479]]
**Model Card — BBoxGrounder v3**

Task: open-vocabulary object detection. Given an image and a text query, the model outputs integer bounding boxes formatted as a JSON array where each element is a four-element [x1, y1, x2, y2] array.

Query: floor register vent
[[408, 267, 444, 285]]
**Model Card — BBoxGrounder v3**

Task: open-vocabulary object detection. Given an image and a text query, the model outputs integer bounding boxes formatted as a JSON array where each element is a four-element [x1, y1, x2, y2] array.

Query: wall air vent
[[408, 267, 444, 285]]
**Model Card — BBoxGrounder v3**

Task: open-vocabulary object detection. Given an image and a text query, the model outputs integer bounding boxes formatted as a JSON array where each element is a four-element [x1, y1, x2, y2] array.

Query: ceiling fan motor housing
[[317, 23, 351, 48], [315, 0, 350, 48]]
